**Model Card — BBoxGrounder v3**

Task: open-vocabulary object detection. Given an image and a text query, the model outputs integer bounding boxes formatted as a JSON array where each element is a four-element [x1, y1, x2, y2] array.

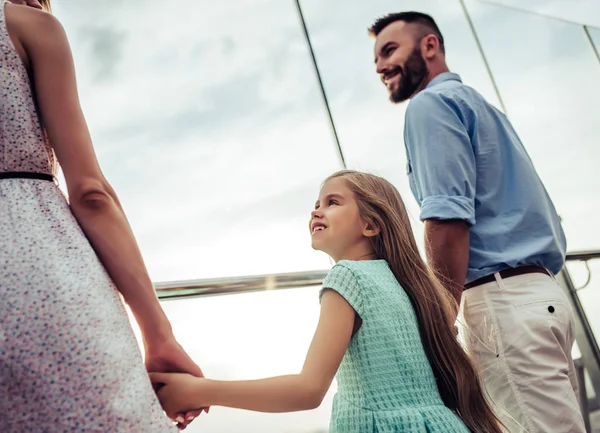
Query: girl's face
[[310, 177, 375, 262]]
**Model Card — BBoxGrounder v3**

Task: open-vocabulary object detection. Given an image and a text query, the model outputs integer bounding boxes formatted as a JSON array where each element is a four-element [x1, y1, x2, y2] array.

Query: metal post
[[292, 0, 347, 169], [583, 25, 600, 67], [575, 358, 592, 432]]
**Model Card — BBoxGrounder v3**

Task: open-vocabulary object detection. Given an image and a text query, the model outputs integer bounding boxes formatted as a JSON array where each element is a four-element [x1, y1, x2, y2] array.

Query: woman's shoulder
[[5, 3, 69, 74], [5, 2, 65, 44], [5, 2, 56, 22]]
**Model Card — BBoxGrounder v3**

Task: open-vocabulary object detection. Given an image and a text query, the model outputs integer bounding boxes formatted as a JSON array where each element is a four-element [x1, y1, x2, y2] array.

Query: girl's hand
[[145, 338, 208, 429], [150, 372, 209, 421]]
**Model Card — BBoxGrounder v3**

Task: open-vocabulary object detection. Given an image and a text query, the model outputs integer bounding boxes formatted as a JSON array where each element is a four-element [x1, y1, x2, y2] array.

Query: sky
[[48, 0, 600, 431]]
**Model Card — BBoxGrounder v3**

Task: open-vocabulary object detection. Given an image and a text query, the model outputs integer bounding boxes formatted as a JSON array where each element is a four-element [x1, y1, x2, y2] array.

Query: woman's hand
[[150, 373, 210, 421], [145, 338, 208, 429]]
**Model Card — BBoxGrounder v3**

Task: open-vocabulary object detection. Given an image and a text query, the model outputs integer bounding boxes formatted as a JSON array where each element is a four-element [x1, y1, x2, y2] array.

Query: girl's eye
[[329, 199, 338, 206]]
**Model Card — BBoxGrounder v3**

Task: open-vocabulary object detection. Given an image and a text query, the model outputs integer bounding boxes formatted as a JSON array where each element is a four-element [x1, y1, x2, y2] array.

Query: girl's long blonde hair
[[326, 170, 502, 433]]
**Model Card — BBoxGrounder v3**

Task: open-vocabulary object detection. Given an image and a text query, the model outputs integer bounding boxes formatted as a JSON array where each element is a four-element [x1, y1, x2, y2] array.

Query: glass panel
[[475, 0, 600, 28], [299, 0, 501, 247], [129, 288, 333, 432], [465, 0, 600, 252], [565, 259, 600, 400], [566, 260, 600, 341], [52, 0, 340, 281]]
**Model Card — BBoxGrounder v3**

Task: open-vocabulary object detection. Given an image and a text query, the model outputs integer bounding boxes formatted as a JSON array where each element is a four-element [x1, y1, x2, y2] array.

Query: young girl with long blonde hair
[[151, 170, 502, 432]]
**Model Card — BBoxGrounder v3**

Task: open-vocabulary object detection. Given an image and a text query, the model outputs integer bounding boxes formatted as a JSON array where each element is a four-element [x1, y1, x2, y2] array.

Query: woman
[[0, 0, 201, 430]]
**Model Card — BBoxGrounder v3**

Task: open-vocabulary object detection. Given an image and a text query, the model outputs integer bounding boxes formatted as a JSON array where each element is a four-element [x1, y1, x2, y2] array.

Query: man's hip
[[459, 271, 585, 433]]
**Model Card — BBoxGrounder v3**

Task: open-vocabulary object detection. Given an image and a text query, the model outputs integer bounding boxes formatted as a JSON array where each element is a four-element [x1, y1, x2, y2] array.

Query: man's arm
[[425, 219, 470, 304], [403, 91, 476, 305]]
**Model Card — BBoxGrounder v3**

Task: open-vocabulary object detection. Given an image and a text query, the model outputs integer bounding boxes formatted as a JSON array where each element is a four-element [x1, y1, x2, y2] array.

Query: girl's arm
[[151, 289, 356, 415]]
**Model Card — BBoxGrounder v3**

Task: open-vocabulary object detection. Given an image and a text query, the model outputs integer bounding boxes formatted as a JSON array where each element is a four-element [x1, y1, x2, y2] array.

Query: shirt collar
[[425, 72, 462, 89]]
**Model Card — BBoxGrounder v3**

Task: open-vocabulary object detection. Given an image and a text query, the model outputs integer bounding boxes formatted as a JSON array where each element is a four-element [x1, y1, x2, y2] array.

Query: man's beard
[[389, 48, 428, 103]]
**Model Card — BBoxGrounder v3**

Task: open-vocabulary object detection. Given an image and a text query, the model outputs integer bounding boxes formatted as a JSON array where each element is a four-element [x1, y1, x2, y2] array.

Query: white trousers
[[461, 272, 586, 433]]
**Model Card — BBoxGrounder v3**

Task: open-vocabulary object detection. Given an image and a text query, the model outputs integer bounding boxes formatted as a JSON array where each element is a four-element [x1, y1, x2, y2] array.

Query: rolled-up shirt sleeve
[[404, 91, 476, 226]]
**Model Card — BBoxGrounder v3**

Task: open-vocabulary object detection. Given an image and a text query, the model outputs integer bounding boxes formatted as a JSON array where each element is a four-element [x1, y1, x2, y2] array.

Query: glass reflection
[[52, 0, 340, 282]]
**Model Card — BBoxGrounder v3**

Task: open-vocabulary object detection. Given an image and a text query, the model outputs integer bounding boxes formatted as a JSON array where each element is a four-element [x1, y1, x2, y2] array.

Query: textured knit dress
[[0, 3, 176, 431], [321, 260, 470, 433]]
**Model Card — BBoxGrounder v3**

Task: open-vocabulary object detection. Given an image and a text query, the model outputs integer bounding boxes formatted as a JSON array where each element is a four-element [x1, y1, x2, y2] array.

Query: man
[[369, 11, 585, 433]]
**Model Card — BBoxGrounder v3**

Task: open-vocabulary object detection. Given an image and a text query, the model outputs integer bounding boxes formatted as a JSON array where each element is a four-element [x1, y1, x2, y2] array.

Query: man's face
[[373, 21, 428, 103]]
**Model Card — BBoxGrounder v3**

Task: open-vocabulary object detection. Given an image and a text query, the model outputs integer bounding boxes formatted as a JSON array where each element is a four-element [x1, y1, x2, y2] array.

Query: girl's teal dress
[[321, 260, 470, 433]]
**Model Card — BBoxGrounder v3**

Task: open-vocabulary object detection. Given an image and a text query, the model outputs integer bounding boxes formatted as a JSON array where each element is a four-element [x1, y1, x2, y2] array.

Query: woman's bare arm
[[12, 5, 172, 346]]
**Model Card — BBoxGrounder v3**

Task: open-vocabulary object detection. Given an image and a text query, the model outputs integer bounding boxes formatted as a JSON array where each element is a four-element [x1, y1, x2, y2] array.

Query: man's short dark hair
[[368, 12, 445, 54]]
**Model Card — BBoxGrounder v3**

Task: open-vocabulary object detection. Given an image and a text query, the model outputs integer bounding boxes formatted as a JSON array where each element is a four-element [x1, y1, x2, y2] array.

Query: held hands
[[145, 338, 209, 429], [150, 372, 209, 421]]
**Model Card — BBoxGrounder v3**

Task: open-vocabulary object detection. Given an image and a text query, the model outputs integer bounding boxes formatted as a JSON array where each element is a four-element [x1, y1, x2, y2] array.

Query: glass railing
[[559, 250, 600, 425]]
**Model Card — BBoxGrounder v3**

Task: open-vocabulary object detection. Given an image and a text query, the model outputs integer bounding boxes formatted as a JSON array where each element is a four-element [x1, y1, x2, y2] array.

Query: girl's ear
[[363, 221, 381, 238]]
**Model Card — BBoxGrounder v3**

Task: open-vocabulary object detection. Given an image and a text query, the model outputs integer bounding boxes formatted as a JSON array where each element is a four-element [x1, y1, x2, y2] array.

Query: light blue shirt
[[404, 72, 566, 283]]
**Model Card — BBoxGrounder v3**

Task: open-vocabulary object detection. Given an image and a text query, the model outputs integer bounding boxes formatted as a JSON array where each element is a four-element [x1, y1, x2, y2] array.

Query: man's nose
[[376, 60, 389, 75]]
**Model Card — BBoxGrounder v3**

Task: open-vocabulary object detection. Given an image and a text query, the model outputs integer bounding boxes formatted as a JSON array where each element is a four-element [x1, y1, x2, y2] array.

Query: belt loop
[[547, 269, 558, 284], [493, 272, 505, 291]]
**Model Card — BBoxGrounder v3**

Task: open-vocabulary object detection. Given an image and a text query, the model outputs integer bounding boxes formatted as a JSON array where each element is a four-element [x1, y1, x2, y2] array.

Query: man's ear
[[421, 34, 439, 59]]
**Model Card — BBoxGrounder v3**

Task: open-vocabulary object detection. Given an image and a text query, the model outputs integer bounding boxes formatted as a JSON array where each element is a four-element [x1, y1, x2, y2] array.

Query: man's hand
[[424, 219, 470, 306], [145, 338, 208, 429]]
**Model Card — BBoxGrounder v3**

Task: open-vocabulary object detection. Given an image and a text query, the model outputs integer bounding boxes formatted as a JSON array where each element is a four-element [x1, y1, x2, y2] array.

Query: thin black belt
[[464, 265, 551, 290], [0, 171, 54, 182]]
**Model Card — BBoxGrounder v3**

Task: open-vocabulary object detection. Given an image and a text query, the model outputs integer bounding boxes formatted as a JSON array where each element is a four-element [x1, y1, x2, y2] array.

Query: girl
[[150, 170, 503, 432], [0, 0, 201, 430]]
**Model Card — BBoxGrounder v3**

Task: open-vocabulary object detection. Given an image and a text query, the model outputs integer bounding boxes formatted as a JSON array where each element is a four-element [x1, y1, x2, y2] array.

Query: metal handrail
[[155, 270, 328, 300], [155, 249, 600, 300], [567, 250, 600, 262]]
